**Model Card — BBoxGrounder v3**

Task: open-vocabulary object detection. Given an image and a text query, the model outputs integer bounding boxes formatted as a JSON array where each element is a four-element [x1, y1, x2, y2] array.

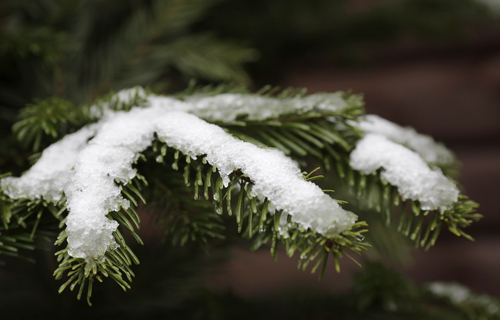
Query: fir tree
[[0, 85, 484, 308], [0, 1, 498, 319]]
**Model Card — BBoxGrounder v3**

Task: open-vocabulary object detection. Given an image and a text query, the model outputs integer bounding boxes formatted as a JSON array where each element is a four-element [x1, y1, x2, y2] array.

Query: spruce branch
[[12, 97, 76, 151], [206, 89, 479, 251], [12, 87, 150, 153], [143, 141, 369, 279], [54, 165, 147, 306], [0, 189, 60, 264], [0, 86, 481, 304]]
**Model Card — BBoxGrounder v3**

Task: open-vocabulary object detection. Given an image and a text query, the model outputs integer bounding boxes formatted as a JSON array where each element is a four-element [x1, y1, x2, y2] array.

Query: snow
[[88, 86, 148, 120], [176, 92, 348, 122], [0, 124, 99, 202], [1, 95, 356, 259], [354, 115, 454, 164], [428, 282, 499, 314], [350, 134, 458, 211], [428, 282, 471, 303]]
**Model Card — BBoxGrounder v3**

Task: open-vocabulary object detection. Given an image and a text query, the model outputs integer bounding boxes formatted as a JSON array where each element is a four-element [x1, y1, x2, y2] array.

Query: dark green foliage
[[12, 97, 76, 152], [11, 86, 150, 154], [0, 185, 60, 264]]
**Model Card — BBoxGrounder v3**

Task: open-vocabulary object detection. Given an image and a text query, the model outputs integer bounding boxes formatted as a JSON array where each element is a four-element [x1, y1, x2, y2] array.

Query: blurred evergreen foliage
[[197, 0, 491, 81], [0, 0, 257, 133]]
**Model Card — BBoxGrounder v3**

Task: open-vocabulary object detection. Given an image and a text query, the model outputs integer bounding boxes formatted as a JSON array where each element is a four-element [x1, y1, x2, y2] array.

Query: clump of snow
[[112, 86, 148, 109], [64, 107, 160, 258], [88, 86, 148, 120], [178, 92, 348, 122], [428, 282, 471, 304], [1, 96, 356, 259], [428, 282, 500, 314], [0, 124, 99, 202], [156, 109, 356, 237], [353, 115, 454, 164], [350, 134, 458, 211]]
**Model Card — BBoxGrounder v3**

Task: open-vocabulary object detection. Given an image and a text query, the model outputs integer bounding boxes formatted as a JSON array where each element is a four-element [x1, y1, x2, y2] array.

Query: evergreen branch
[[425, 281, 500, 320], [53, 236, 138, 307], [174, 81, 250, 99], [111, 33, 257, 90], [328, 161, 481, 251], [53, 170, 147, 305], [12, 97, 77, 151], [142, 141, 370, 278], [0, 192, 60, 263], [77, 86, 151, 122], [219, 101, 479, 249], [12, 87, 150, 152], [347, 262, 500, 319], [0, 86, 482, 305], [1, 156, 146, 304], [165, 33, 258, 83]]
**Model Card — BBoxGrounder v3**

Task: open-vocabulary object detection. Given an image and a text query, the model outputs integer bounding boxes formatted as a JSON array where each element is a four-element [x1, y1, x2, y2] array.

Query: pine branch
[[0, 188, 60, 264], [12, 97, 76, 152]]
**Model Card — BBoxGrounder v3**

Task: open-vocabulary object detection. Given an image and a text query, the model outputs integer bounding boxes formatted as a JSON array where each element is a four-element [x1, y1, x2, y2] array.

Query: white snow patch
[[354, 115, 454, 164], [180, 92, 348, 121], [428, 282, 500, 314], [350, 134, 458, 211], [0, 124, 99, 202], [88, 86, 148, 120], [428, 282, 471, 303]]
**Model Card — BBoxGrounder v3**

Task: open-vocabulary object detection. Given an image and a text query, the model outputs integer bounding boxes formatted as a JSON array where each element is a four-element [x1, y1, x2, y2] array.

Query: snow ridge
[[1, 95, 356, 259], [354, 114, 454, 165], [350, 134, 458, 212], [151, 92, 349, 122]]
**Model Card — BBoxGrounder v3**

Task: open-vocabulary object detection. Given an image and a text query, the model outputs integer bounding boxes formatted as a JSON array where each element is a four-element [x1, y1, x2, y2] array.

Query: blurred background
[[1, 0, 499, 318]]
